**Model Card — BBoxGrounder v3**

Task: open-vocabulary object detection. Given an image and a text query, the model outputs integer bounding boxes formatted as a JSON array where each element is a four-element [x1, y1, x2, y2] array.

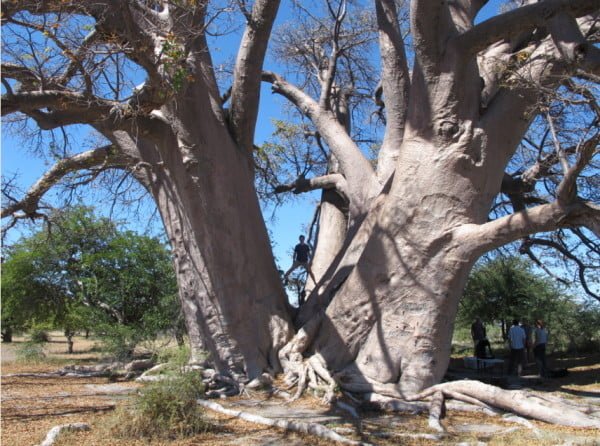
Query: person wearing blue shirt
[[507, 319, 527, 376]]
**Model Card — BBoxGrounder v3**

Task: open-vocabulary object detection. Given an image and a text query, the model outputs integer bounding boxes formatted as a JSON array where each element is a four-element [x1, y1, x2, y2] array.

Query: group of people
[[507, 318, 549, 377], [471, 317, 549, 377]]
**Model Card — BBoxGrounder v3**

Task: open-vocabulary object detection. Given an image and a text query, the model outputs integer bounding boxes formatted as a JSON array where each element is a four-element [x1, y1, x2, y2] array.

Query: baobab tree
[[2, 0, 600, 426]]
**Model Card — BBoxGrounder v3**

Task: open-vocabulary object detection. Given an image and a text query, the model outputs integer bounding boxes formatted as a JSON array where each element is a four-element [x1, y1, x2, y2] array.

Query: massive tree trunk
[[111, 81, 294, 380], [310, 134, 493, 394]]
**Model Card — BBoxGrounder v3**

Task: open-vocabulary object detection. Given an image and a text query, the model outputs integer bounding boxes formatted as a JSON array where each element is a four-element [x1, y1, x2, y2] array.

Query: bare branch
[[262, 70, 376, 216], [548, 11, 600, 76], [1, 145, 132, 220], [556, 134, 599, 203], [318, 0, 346, 110], [521, 237, 599, 300], [1, 90, 114, 117], [274, 173, 349, 203], [455, 200, 600, 258], [374, 0, 409, 181], [453, 0, 600, 58]]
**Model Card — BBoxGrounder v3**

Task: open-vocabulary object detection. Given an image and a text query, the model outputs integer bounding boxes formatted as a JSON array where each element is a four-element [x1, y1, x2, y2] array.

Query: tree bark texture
[[136, 93, 294, 379]]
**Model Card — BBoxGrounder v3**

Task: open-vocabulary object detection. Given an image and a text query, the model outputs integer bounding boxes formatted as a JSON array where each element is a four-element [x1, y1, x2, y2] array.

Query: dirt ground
[[2, 333, 600, 446]]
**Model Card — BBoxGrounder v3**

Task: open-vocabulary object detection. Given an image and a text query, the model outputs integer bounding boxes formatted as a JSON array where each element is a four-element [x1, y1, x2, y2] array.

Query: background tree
[[2, 0, 599, 421], [0, 206, 181, 353], [457, 256, 600, 351]]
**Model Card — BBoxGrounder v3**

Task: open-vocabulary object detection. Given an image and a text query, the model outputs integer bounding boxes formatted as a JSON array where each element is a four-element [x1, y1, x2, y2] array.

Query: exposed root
[[409, 380, 600, 428], [289, 363, 308, 402], [36, 422, 90, 446], [361, 392, 428, 413], [427, 390, 446, 433], [197, 399, 372, 446]]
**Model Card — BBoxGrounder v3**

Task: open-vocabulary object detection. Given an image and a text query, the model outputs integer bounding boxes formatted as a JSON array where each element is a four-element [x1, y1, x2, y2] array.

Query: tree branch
[[548, 12, 600, 76], [555, 133, 599, 203], [229, 0, 281, 152], [274, 173, 349, 203], [521, 237, 599, 300], [1, 90, 111, 117], [1, 145, 132, 220], [374, 0, 409, 182], [262, 70, 376, 216], [453, 0, 600, 58], [318, 0, 346, 110], [455, 200, 600, 258]]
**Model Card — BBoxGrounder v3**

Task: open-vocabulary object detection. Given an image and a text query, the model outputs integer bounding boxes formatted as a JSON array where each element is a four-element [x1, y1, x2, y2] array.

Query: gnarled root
[[197, 399, 372, 446], [427, 391, 446, 432], [408, 380, 600, 428]]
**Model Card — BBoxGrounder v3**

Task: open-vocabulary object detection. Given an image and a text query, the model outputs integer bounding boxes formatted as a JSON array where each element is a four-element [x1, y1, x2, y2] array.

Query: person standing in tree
[[284, 235, 316, 285], [507, 319, 527, 376]]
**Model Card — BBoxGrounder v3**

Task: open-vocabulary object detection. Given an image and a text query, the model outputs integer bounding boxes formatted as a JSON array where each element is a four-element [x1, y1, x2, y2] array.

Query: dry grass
[[2, 334, 600, 446]]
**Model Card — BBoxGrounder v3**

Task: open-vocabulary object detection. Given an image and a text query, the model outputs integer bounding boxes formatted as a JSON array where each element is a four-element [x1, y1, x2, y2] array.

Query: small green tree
[[1, 206, 181, 354]]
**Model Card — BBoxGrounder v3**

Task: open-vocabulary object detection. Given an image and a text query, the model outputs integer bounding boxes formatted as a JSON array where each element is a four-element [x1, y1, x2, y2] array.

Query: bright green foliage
[[457, 256, 600, 352], [1, 206, 182, 350]]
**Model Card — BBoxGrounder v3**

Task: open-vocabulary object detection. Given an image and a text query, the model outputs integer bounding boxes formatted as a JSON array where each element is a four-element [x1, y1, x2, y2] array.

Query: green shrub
[[15, 341, 46, 363], [29, 325, 50, 343], [154, 345, 191, 371], [100, 325, 141, 361], [109, 371, 209, 439]]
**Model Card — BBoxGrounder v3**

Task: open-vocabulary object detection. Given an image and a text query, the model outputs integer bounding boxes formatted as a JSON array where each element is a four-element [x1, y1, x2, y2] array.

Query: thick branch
[[375, 0, 409, 182], [274, 173, 349, 203], [454, 0, 600, 57], [1, 90, 115, 117], [229, 0, 281, 152], [548, 12, 600, 75], [555, 134, 598, 203], [455, 200, 600, 257], [1, 63, 40, 87], [1, 145, 131, 219]]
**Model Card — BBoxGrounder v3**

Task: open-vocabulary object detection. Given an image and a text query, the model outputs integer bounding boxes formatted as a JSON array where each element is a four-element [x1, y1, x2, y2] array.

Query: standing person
[[507, 319, 527, 376], [521, 319, 533, 363], [534, 319, 549, 378], [284, 235, 316, 285], [471, 317, 488, 358]]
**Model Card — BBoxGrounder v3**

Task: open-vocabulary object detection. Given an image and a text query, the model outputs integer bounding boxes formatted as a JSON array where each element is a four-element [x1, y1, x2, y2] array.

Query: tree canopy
[[1, 206, 180, 345]]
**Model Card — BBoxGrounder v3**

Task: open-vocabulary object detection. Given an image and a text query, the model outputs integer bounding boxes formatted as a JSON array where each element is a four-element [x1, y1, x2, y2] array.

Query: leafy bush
[[15, 341, 46, 363], [156, 345, 191, 368], [100, 325, 141, 361], [29, 324, 51, 343], [109, 371, 209, 439]]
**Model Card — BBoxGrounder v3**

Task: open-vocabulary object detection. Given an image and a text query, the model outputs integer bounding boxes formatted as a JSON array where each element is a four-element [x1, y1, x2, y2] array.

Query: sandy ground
[[2, 334, 600, 446]]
